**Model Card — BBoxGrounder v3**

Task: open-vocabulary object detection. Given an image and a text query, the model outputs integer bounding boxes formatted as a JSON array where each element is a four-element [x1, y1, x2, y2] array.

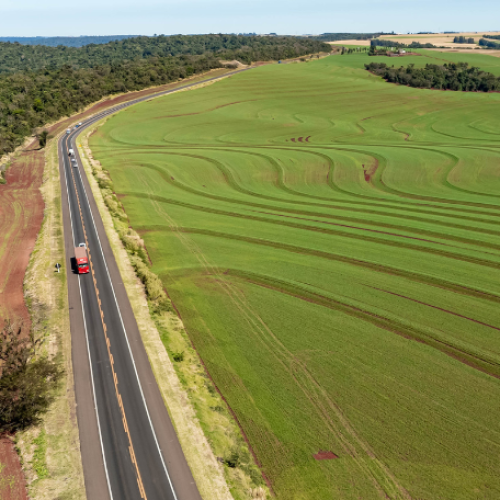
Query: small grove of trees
[[479, 38, 500, 49], [341, 46, 370, 55], [0, 321, 63, 433], [454, 36, 475, 44], [365, 61, 500, 92], [37, 129, 49, 148]]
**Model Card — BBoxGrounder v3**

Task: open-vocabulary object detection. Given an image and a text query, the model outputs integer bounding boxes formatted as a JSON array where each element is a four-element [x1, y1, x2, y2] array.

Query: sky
[[1, 0, 499, 36]]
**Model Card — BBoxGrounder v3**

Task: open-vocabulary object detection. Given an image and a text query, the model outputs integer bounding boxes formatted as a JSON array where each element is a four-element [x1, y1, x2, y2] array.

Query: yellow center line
[[66, 143, 147, 499]]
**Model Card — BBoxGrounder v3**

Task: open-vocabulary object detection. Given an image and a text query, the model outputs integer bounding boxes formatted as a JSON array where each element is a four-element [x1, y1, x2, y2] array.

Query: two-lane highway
[[58, 71, 247, 499], [62, 130, 176, 499], [62, 124, 181, 499]]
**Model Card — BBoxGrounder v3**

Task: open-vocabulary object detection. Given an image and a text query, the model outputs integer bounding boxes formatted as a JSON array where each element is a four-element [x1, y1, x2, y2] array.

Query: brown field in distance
[[380, 31, 500, 48], [328, 39, 371, 46], [328, 32, 500, 50]]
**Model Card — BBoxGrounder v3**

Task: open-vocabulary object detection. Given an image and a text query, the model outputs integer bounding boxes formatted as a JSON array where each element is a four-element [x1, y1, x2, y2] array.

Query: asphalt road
[[58, 70, 247, 500]]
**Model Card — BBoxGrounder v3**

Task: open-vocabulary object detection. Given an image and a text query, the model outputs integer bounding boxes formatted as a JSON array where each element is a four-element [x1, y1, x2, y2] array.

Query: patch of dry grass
[[328, 39, 371, 46]]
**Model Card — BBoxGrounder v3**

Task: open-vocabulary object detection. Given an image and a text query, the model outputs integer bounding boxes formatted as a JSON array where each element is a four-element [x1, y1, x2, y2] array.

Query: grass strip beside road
[[16, 134, 85, 499]]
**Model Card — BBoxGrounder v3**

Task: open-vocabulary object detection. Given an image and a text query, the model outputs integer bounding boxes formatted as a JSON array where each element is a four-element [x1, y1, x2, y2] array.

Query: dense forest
[[479, 38, 500, 49], [0, 34, 328, 74], [365, 61, 500, 92], [0, 35, 136, 48], [453, 36, 475, 44], [0, 35, 330, 158]]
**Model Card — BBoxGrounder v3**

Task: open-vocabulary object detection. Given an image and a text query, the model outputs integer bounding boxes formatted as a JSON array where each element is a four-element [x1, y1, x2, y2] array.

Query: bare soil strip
[[0, 142, 44, 329], [0, 435, 28, 500], [0, 143, 44, 500]]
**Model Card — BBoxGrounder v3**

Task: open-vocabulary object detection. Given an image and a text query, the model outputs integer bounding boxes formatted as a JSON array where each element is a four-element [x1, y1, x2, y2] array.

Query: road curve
[[58, 70, 247, 500]]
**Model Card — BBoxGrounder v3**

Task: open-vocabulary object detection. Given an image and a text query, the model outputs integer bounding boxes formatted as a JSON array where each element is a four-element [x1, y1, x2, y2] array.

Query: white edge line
[[61, 134, 114, 500], [77, 276, 114, 500]]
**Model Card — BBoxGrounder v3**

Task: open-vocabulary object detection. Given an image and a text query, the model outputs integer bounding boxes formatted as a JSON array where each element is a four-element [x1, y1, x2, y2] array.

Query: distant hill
[[0, 35, 137, 47]]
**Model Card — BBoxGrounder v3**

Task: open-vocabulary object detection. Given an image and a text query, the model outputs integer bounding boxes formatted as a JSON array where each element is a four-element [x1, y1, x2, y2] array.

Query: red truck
[[75, 244, 89, 274]]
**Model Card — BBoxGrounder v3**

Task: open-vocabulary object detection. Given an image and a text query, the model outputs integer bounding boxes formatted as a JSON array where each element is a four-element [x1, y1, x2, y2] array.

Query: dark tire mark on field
[[125, 162, 500, 269], [133, 220, 500, 306], [129, 147, 500, 244]]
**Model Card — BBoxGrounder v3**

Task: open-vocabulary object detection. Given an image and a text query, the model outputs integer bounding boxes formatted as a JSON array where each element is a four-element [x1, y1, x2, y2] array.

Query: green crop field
[[90, 52, 500, 500]]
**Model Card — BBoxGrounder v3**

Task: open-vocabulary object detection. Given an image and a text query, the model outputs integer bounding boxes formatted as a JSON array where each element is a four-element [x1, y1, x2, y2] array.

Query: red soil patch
[[0, 141, 44, 330], [0, 143, 42, 500], [0, 435, 28, 500], [290, 136, 311, 143], [314, 450, 339, 460], [363, 160, 379, 182]]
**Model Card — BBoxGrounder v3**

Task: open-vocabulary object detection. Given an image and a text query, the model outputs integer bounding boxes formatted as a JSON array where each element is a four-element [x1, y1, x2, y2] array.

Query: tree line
[[305, 33, 389, 42], [370, 39, 437, 49], [365, 61, 500, 92], [0, 36, 330, 158], [479, 38, 500, 49], [0, 34, 329, 74]]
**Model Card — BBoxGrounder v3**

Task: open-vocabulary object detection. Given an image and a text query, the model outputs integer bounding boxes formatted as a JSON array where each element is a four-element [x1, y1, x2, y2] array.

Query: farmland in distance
[[90, 52, 500, 499]]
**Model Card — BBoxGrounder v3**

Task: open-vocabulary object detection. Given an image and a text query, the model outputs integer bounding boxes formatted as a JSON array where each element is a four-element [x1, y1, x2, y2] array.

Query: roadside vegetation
[[89, 50, 500, 499], [0, 321, 63, 433], [366, 61, 500, 90]]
